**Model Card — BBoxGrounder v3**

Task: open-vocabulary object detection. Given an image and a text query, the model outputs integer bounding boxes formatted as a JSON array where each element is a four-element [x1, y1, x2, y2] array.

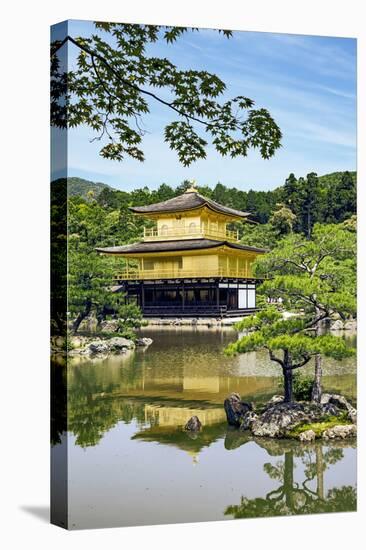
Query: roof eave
[[129, 203, 250, 220]]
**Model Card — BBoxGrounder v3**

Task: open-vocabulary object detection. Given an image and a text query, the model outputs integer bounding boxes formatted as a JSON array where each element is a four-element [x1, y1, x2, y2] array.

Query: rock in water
[[251, 402, 315, 438], [108, 337, 135, 351], [87, 341, 110, 354], [84, 337, 135, 355], [224, 393, 253, 427], [322, 424, 357, 439], [299, 429, 316, 443], [267, 395, 284, 405], [184, 416, 202, 432], [135, 337, 153, 347], [240, 411, 258, 431]]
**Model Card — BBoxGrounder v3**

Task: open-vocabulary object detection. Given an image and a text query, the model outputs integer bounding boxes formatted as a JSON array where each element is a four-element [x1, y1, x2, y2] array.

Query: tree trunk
[[283, 367, 293, 402], [311, 354, 323, 403], [283, 351, 293, 402], [72, 301, 92, 334], [284, 451, 294, 510], [315, 445, 324, 500], [311, 307, 323, 403]]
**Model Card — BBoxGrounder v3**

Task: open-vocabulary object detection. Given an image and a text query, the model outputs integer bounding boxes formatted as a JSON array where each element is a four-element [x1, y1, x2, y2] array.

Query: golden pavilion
[[96, 183, 266, 317]]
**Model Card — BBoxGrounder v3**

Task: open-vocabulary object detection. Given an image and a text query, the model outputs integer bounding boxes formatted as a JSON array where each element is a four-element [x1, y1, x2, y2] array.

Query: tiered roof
[[96, 239, 266, 255], [129, 189, 250, 219]]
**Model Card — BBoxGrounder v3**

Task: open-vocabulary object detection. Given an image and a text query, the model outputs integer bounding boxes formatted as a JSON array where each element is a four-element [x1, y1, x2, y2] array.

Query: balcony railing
[[143, 226, 239, 242], [115, 267, 254, 281]]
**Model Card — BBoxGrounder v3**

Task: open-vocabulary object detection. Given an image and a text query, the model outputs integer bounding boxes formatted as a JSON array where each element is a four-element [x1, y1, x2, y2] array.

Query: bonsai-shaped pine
[[225, 307, 354, 403], [51, 23, 282, 166], [227, 221, 356, 403]]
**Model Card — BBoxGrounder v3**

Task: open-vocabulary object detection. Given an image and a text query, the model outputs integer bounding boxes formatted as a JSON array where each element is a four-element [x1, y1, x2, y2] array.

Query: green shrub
[[275, 371, 313, 401], [293, 372, 313, 401]]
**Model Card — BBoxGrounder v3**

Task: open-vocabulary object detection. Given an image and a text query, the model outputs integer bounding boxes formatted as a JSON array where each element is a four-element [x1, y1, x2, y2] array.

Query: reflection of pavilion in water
[[144, 404, 226, 427]]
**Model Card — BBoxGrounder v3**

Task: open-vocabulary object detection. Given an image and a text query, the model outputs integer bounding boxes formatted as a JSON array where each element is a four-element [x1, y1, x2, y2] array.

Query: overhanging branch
[[268, 349, 284, 367], [51, 35, 239, 130]]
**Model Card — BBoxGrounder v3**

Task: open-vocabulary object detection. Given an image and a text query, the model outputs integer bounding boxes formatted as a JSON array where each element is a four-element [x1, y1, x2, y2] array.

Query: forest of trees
[[61, 169, 356, 248]]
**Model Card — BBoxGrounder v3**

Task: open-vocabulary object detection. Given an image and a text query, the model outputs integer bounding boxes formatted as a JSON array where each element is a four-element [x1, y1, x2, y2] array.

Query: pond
[[51, 327, 357, 529]]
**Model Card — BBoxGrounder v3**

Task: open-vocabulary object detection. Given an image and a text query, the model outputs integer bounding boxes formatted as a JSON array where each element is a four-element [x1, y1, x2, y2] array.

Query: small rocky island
[[51, 334, 153, 356], [223, 392, 357, 441]]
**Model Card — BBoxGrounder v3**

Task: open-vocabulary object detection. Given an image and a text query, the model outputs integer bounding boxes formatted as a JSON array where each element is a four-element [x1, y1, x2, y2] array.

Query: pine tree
[[226, 224, 356, 402]]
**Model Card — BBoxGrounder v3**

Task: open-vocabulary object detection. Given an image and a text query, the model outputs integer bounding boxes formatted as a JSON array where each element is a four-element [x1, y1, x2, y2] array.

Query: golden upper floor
[[130, 186, 250, 243], [143, 218, 239, 242]]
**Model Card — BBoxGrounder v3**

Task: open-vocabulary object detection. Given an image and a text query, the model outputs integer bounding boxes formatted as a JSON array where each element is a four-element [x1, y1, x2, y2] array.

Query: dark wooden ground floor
[[115, 277, 260, 317]]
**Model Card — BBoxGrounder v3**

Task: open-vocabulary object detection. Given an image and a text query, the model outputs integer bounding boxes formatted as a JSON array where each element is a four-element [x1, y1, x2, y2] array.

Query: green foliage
[[68, 244, 143, 334], [225, 331, 266, 356], [115, 303, 144, 339], [254, 223, 356, 318], [325, 171, 356, 223], [279, 171, 356, 236], [67, 191, 143, 334], [228, 323, 353, 362], [240, 222, 279, 249], [290, 372, 313, 401], [269, 203, 296, 235], [51, 181, 68, 334], [51, 24, 282, 166], [235, 306, 282, 330]]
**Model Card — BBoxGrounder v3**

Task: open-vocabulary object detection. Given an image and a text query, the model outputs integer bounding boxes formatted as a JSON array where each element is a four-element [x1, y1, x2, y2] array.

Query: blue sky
[[56, 20, 356, 191]]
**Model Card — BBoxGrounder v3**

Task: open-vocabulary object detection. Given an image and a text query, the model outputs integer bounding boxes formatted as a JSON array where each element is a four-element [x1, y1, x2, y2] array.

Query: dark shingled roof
[[129, 190, 250, 218], [96, 239, 266, 255]]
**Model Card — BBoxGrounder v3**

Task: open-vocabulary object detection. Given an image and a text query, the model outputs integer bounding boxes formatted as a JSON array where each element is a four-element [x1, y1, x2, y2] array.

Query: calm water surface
[[52, 327, 357, 529]]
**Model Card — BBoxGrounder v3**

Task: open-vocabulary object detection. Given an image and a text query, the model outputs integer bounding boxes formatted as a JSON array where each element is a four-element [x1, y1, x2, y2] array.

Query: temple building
[[96, 183, 266, 317]]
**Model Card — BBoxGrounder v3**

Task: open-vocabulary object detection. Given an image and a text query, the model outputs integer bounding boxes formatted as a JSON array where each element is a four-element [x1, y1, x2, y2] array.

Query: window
[[189, 222, 197, 233], [160, 224, 169, 236], [248, 289, 256, 308], [143, 259, 154, 270]]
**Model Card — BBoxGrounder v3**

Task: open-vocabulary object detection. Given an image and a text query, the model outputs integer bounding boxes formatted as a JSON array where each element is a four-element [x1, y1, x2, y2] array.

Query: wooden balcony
[[143, 226, 239, 242], [115, 267, 254, 281]]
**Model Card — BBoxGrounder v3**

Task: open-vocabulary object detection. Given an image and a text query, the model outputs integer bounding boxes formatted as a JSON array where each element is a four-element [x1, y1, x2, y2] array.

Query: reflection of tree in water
[[51, 361, 67, 445], [225, 441, 356, 518], [52, 361, 146, 447], [53, 357, 230, 448]]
